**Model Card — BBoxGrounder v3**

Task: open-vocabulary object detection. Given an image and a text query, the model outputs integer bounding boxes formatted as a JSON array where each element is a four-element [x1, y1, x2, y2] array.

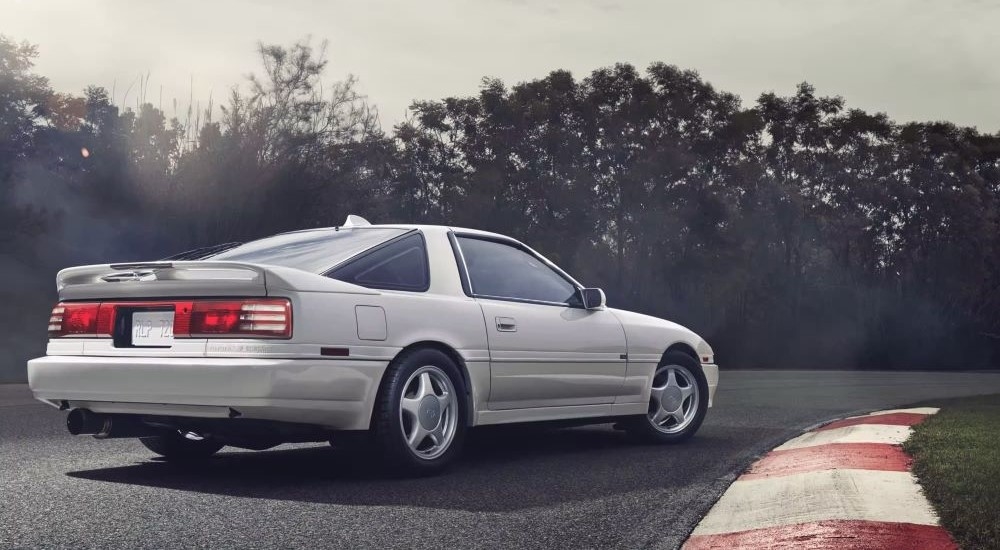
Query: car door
[[453, 234, 627, 410]]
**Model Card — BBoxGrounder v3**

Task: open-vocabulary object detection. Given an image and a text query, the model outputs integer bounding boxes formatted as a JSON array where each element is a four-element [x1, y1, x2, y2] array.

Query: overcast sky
[[5, 0, 1000, 131]]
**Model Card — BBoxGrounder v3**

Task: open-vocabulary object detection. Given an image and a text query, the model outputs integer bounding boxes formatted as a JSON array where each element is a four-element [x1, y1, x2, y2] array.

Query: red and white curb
[[683, 407, 957, 549]]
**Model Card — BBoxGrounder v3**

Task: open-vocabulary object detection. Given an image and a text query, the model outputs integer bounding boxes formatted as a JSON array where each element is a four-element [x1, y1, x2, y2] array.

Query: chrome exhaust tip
[[66, 409, 161, 439], [66, 408, 109, 436]]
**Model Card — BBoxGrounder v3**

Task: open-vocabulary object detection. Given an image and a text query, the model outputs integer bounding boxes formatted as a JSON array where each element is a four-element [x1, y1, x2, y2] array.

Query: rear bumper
[[27, 355, 389, 430]]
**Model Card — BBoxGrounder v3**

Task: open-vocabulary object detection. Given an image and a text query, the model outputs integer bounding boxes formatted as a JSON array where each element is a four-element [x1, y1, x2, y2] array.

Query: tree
[[165, 39, 384, 247], [7, 34, 1000, 382], [0, 35, 53, 243]]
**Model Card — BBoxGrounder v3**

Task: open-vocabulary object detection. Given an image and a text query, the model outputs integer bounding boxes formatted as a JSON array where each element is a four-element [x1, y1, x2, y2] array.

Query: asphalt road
[[3, 370, 1000, 550]]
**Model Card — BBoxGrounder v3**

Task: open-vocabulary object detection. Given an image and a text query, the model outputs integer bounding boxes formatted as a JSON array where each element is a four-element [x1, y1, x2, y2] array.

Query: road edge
[[681, 407, 958, 549]]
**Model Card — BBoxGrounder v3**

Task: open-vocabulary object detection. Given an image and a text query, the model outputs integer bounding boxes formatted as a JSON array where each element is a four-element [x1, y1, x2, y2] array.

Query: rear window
[[206, 227, 409, 273], [328, 232, 429, 291]]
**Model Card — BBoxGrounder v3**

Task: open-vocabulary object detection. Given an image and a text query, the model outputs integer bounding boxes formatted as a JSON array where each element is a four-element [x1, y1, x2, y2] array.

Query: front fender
[[608, 308, 717, 407]]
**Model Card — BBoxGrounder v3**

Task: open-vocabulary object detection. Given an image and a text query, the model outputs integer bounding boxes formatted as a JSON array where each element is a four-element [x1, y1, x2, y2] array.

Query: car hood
[[607, 307, 696, 336]]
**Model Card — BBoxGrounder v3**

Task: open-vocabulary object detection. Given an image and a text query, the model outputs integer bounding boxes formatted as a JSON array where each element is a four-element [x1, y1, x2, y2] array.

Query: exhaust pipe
[[66, 408, 107, 435], [66, 409, 161, 439]]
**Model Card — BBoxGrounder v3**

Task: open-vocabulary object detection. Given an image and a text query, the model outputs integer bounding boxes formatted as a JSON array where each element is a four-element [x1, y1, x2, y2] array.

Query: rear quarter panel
[[270, 227, 490, 423]]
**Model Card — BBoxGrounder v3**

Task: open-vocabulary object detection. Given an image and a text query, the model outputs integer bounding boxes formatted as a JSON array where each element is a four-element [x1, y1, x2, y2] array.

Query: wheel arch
[[387, 340, 475, 426], [662, 342, 699, 365]]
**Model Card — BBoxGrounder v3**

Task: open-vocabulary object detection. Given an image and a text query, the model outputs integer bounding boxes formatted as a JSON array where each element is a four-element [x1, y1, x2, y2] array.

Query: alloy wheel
[[398, 365, 458, 460], [647, 364, 700, 434]]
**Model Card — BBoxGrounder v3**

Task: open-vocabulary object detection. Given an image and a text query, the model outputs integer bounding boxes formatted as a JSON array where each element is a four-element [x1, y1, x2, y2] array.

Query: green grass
[[904, 395, 1000, 550]]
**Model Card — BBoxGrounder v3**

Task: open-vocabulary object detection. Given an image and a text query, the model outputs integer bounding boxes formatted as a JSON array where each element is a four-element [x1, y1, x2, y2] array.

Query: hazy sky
[[5, 0, 1000, 131]]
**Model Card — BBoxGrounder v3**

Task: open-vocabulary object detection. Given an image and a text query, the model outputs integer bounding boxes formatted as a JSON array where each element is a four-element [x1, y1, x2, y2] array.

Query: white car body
[[28, 222, 718, 444]]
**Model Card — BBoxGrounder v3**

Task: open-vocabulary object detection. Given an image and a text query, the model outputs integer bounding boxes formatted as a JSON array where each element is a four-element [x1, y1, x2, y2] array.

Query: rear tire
[[624, 350, 708, 444], [370, 348, 467, 475], [140, 432, 224, 460]]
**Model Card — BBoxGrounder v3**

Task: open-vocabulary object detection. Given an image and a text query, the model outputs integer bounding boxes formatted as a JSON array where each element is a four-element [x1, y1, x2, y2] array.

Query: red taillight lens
[[190, 301, 242, 334], [187, 299, 291, 338], [48, 298, 291, 339], [48, 302, 114, 337]]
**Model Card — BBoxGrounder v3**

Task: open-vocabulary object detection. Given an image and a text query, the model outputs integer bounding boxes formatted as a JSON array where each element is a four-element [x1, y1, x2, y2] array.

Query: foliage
[[0, 35, 52, 243], [396, 70, 1000, 369], [904, 395, 1000, 550], [2, 36, 1000, 380]]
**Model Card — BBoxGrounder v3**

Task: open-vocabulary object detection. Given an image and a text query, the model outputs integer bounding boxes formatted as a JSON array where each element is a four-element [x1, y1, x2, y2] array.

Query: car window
[[208, 227, 408, 273], [328, 232, 429, 291], [456, 236, 577, 304]]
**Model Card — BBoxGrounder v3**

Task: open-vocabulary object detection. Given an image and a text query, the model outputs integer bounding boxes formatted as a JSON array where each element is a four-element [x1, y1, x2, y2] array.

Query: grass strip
[[904, 394, 1000, 550]]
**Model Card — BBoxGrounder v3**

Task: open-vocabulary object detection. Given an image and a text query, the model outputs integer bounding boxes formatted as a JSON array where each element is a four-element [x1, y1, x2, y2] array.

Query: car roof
[[271, 220, 583, 288], [276, 223, 513, 242]]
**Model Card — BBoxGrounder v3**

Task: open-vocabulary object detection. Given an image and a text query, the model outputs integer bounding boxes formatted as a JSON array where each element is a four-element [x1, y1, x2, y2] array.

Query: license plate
[[132, 311, 175, 347]]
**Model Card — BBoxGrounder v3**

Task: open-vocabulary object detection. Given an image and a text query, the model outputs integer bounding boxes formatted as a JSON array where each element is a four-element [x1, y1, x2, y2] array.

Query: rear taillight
[[48, 298, 292, 339], [186, 299, 292, 338], [48, 302, 114, 337]]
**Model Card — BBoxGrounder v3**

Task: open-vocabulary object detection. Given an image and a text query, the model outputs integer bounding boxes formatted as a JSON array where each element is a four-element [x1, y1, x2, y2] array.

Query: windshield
[[206, 227, 409, 273]]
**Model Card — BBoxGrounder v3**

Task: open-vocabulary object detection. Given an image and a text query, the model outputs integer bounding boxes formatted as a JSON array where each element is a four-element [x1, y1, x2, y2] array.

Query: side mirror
[[580, 288, 606, 310]]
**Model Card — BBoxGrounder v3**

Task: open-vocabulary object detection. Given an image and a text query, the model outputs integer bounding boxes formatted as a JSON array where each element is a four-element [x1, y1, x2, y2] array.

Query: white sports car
[[28, 216, 719, 473]]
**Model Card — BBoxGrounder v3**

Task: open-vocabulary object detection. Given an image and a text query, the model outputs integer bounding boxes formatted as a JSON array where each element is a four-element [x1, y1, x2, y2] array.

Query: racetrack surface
[[3, 370, 1000, 549]]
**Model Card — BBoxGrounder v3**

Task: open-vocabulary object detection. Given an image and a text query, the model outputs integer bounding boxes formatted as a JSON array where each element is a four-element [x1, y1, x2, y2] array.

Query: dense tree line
[[2, 36, 999, 379]]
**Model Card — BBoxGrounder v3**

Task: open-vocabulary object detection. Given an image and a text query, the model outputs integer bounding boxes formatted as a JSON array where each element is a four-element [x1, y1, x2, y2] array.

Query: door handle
[[495, 317, 517, 332]]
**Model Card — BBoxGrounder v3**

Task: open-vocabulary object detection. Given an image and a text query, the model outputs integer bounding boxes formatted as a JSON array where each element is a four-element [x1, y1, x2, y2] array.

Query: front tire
[[140, 432, 224, 460], [370, 348, 467, 475], [625, 350, 708, 443]]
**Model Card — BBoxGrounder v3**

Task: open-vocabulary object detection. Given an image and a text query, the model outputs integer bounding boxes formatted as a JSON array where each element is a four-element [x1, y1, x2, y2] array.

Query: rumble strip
[[683, 407, 957, 549]]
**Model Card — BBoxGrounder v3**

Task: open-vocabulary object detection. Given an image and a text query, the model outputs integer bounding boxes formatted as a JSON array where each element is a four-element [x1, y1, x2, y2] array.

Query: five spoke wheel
[[399, 366, 458, 460], [647, 364, 699, 434]]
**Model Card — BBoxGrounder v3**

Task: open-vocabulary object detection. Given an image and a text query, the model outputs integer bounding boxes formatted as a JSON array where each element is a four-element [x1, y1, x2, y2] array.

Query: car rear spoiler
[[56, 261, 377, 301]]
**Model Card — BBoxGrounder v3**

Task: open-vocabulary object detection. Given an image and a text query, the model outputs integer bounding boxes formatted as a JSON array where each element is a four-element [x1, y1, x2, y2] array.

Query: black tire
[[139, 432, 224, 460], [624, 350, 709, 444], [370, 347, 468, 475]]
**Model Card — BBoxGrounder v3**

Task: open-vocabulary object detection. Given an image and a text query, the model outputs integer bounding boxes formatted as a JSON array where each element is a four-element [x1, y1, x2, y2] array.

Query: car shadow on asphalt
[[65, 423, 758, 512]]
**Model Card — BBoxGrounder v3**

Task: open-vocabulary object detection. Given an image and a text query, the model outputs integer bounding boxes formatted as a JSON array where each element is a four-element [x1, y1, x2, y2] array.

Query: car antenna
[[342, 214, 371, 228]]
